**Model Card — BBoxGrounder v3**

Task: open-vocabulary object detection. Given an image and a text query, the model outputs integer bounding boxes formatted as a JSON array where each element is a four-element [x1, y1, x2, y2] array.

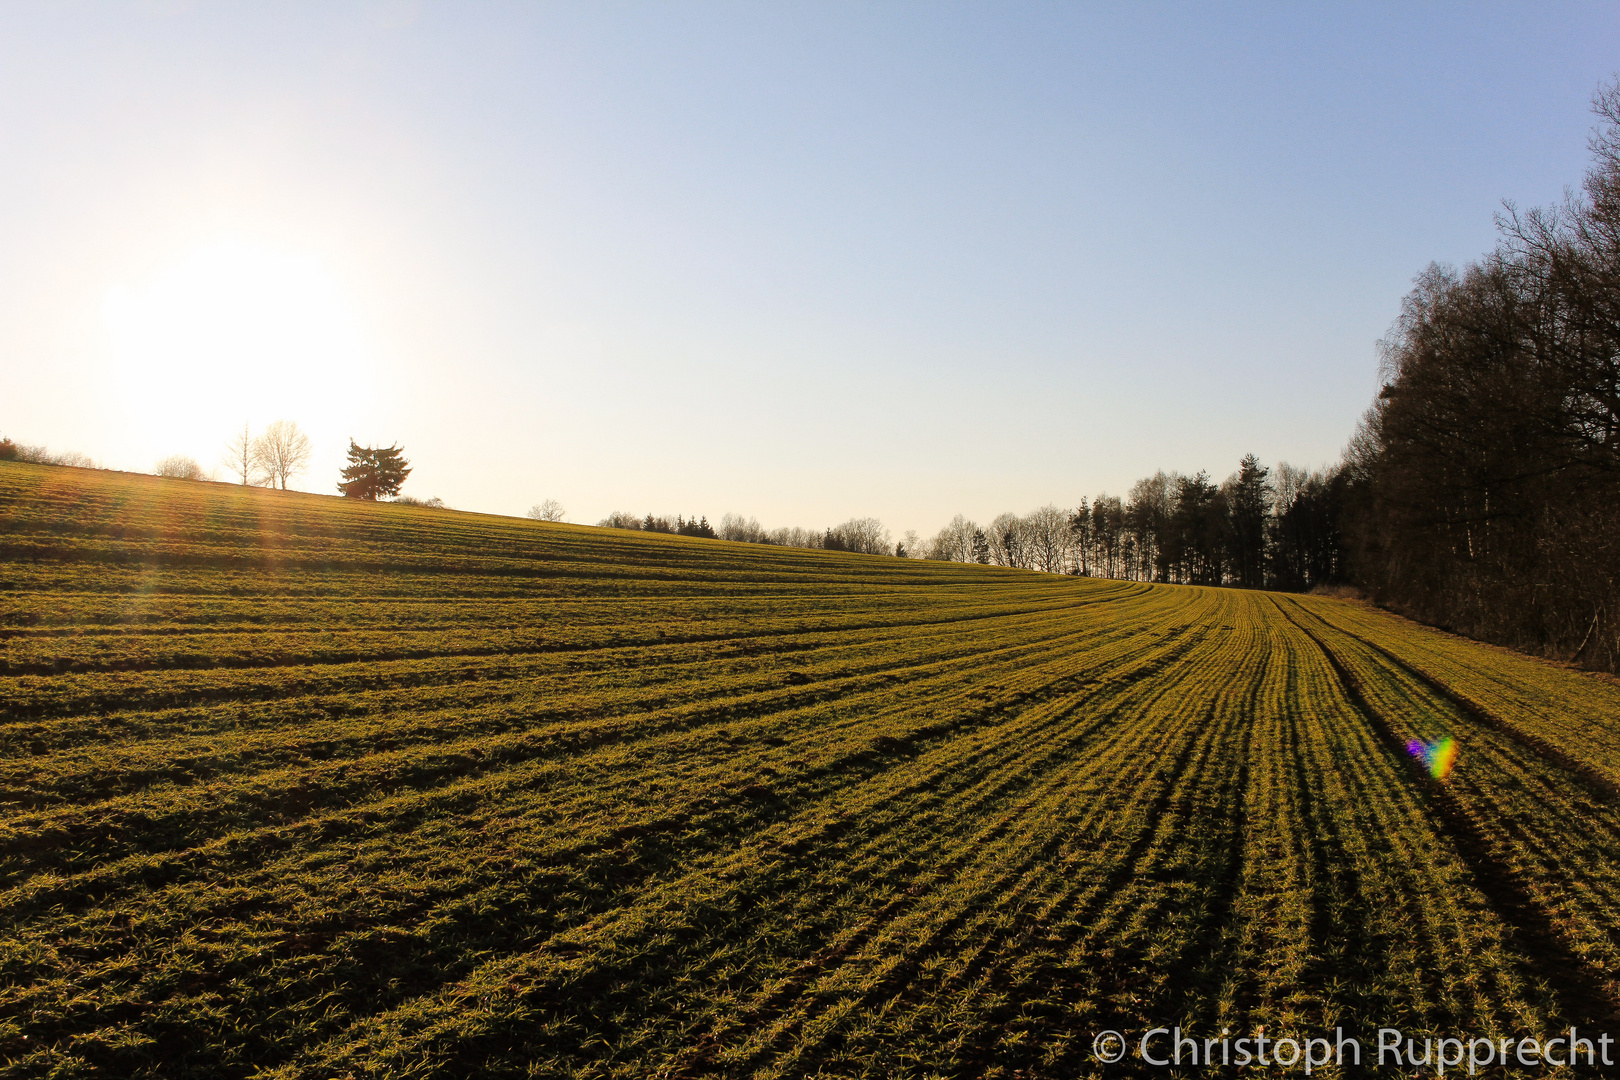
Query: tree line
[[597, 511, 895, 555], [0, 438, 96, 469], [1327, 83, 1620, 673], [913, 453, 1345, 589], [595, 473, 1342, 586]]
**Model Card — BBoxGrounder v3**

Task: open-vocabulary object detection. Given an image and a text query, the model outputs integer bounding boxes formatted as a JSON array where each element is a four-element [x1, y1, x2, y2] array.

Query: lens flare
[[1406, 737, 1458, 779]]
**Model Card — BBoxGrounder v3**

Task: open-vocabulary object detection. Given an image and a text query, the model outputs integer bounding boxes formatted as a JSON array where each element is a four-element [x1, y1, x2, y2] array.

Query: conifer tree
[[338, 440, 412, 500]]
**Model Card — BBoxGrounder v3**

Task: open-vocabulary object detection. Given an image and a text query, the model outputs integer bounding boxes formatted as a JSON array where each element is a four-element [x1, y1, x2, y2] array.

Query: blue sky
[[2, 2, 1616, 537]]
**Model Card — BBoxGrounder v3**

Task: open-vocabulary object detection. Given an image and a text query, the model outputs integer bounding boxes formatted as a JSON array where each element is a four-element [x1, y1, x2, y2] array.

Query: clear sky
[[2, 2, 1616, 538]]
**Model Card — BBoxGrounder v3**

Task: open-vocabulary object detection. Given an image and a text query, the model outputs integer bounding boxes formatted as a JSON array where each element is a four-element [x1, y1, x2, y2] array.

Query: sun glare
[[102, 240, 377, 467]]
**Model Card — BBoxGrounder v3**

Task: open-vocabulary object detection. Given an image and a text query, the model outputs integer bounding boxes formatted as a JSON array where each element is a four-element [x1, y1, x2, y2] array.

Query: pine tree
[[338, 440, 412, 500], [1228, 454, 1272, 589]]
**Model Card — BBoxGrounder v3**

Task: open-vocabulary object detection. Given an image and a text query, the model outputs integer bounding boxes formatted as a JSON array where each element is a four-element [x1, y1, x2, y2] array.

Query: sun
[[102, 239, 377, 469]]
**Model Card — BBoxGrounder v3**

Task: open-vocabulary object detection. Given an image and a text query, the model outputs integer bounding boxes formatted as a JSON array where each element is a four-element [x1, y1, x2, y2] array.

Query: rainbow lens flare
[[1405, 736, 1458, 779]]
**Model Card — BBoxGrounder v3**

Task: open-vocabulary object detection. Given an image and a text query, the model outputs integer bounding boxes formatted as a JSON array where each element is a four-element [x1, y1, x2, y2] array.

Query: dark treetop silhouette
[[338, 440, 411, 501]]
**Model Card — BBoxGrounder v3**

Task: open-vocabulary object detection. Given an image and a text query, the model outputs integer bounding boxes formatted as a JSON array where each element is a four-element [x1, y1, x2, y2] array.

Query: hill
[[4, 462, 1620, 1078]]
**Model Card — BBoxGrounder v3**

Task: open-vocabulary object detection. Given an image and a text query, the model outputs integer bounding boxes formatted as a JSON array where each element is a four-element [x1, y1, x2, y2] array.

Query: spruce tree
[[338, 440, 412, 500]]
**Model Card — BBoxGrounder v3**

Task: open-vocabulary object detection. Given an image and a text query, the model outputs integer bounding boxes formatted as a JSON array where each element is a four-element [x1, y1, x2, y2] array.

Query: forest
[[910, 453, 1343, 593], [1337, 85, 1620, 674], [597, 458, 1344, 601]]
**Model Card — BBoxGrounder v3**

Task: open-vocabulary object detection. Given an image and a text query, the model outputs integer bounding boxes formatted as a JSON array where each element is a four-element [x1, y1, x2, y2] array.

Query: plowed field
[[4, 462, 1620, 1079]]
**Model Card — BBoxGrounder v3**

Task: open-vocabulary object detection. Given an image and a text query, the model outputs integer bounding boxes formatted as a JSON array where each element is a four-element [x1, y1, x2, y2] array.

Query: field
[[5, 462, 1620, 1079]]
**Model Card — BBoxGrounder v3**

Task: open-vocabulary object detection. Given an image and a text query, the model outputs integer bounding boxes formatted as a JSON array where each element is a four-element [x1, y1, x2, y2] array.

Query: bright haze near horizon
[[2, 3, 1615, 539]]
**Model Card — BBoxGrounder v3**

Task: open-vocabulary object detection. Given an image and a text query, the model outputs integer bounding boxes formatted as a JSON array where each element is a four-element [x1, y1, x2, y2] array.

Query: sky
[[2, 2, 1616, 539]]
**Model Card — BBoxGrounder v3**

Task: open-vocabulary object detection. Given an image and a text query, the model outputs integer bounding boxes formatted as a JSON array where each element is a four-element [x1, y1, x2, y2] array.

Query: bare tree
[[1126, 471, 1177, 582], [222, 423, 261, 486], [932, 514, 980, 562], [253, 420, 312, 491], [527, 500, 566, 522], [156, 455, 207, 481], [11, 444, 97, 468], [988, 512, 1032, 568], [1272, 462, 1308, 515], [767, 525, 821, 548], [1025, 505, 1073, 573], [828, 517, 891, 555], [719, 513, 767, 542], [926, 515, 968, 561]]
